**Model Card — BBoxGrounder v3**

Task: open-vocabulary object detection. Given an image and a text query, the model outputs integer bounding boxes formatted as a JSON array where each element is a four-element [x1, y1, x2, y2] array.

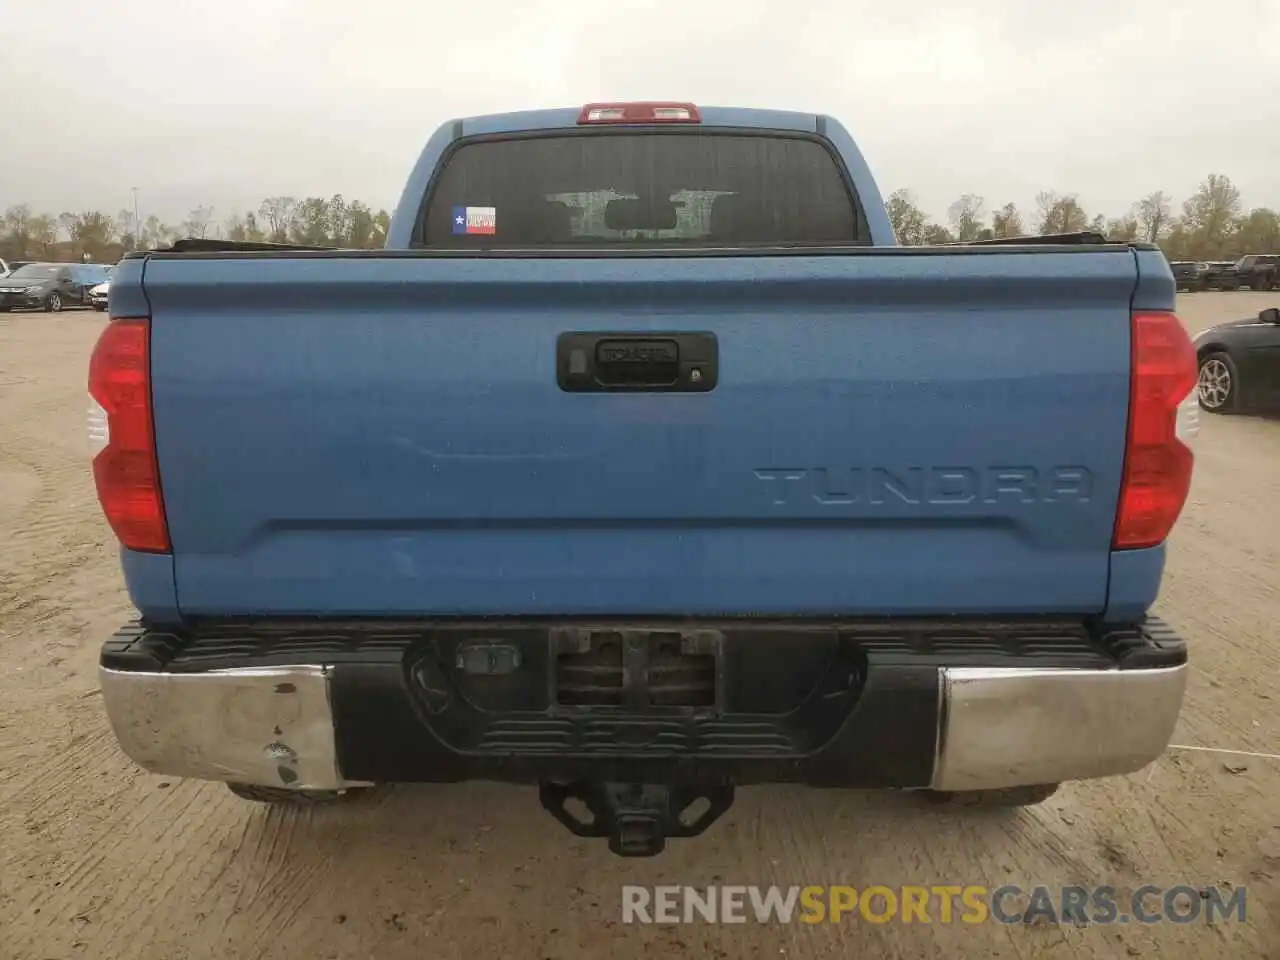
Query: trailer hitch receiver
[[539, 781, 734, 857]]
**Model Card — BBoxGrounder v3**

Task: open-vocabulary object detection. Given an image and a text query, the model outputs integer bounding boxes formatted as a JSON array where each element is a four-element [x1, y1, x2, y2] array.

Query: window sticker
[[452, 206, 497, 236]]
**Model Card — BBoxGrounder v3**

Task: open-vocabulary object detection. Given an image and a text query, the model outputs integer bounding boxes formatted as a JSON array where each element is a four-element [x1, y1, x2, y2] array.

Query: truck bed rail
[[154, 238, 339, 254], [958, 231, 1158, 249], [129, 232, 1157, 260]]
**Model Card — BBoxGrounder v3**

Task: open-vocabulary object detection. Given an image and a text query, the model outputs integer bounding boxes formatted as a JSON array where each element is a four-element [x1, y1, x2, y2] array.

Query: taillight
[[88, 318, 170, 553], [577, 102, 701, 124], [1113, 311, 1198, 550]]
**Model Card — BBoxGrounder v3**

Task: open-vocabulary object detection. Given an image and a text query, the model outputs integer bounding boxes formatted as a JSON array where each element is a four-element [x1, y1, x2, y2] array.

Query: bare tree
[[1035, 191, 1089, 234], [1163, 221, 1201, 260], [371, 209, 391, 248], [1059, 199, 1088, 233], [181, 205, 214, 239], [947, 194, 986, 242], [56, 212, 78, 242], [338, 200, 379, 247], [259, 196, 298, 243], [55, 211, 115, 259], [290, 197, 332, 245], [990, 202, 1024, 239], [114, 209, 138, 250], [142, 215, 174, 248], [1135, 191, 1172, 243], [884, 189, 929, 245], [1182, 174, 1241, 254], [1234, 207, 1280, 256], [1106, 216, 1140, 241], [244, 211, 264, 242], [225, 211, 266, 242], [29, 214, 56, 255], [326, 194, 348, 243], [1034, 192, 1057, 233], [1, 204, 34, 254]]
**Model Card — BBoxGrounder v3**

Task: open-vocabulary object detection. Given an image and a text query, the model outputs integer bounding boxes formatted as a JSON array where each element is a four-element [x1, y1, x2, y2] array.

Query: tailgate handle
[[557, 332, 718, 393]]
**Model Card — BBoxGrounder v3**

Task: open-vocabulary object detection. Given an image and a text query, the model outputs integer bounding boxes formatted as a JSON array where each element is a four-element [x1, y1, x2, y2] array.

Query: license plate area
[[552, 626, 722, 711]]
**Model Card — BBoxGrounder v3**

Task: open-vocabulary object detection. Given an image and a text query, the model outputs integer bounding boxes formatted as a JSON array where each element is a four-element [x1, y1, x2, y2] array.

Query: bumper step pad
[[99, 615, 1187, 857]]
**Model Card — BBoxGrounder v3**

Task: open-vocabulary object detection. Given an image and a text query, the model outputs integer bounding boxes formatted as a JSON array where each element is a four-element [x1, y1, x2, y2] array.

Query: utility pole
[[132, 187, 140, 249]]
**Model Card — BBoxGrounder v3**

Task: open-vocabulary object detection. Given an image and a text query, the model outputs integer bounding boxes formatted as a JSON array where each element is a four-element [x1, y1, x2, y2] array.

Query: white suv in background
[[88, 278, 111, 311]]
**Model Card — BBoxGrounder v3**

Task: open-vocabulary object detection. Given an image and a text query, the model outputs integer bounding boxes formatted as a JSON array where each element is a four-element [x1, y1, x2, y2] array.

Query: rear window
[[417, 132, 865, 249]]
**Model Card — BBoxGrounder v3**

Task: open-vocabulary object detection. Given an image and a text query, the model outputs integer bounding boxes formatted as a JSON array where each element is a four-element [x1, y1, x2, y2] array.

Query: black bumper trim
[[100, 615, 1186, 789]]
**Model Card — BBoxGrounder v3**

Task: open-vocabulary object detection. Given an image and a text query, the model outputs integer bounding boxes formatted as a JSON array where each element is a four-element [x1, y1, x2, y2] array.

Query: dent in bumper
[[99, 664, 369, 790]]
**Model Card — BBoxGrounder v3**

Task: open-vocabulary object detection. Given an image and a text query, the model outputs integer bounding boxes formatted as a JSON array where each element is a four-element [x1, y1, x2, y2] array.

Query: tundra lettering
[[94, 101, 1196, 859], [753, 466, 1095, 507]]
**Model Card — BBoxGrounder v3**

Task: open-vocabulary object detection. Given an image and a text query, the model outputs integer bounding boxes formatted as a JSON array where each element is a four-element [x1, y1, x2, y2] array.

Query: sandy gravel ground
[[0, 294, 1277, 959]]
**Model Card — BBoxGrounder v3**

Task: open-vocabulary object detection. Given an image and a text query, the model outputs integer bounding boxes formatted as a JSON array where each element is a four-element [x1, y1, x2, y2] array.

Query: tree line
[[1, 173, 1277, 263], [0, 195, 393, 264], [885, 173, 1278, 259]]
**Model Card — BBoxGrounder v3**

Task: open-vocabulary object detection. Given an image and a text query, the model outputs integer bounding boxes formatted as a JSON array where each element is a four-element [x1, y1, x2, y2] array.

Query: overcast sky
[[3, 0, 1278, 227]]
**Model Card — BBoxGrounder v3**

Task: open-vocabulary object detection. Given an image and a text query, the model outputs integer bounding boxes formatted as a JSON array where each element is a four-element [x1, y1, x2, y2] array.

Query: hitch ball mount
[[540, 781, 734, 857]]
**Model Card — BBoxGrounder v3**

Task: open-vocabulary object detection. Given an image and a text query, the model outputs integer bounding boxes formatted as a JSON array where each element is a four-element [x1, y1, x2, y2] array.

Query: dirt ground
[[0, 294, 1277, 959]]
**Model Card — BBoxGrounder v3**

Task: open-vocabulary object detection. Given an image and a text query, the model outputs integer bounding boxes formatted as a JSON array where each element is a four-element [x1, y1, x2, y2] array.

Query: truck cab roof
[[452, 104, 823, 136]]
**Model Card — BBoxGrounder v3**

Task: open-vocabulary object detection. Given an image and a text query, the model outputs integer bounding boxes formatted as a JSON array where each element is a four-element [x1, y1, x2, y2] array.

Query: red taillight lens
[[88, 319, 170, 553], [577, 102, 701, 124], [1113, 311, 1198, 550]]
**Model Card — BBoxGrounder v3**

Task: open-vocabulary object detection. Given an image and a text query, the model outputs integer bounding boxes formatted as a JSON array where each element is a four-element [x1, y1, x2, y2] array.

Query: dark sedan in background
[[1200, 261, 1243, 291], [1233, 254, 1279, 291], [0, 262, 112, 312], [1195, 306, 1280, 413], [1171, 260, 1209, 291]]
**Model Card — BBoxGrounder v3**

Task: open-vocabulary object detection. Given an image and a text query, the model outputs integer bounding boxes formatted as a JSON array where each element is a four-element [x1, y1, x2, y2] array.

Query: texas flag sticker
[[452, 206, 497, 236]]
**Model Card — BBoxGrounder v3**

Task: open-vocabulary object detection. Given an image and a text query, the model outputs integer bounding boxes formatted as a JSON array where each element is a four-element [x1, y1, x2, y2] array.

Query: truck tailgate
[[143, 250, 1134, 617]]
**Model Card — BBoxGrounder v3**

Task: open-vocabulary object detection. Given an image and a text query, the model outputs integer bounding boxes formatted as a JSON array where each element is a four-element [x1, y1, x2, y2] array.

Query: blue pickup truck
[[93, 102, 1200, 857]]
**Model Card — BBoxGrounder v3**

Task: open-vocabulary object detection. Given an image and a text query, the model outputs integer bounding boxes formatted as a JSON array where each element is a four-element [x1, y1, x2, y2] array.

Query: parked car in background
[[1202, 261, 1242, 291], [70, 263, 112, 301], [1194, 306, 1280, 413], [0, 263, 79, 311], [1232, 254, 1279, 292], [88, 280, 110, 311], [1171, 260, 1209, 292], [0, 261, 111, 311]]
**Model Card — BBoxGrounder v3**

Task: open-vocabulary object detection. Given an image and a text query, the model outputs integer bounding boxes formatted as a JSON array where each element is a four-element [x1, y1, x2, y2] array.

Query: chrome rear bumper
[[100, 665, 370, 790], [100, 658, 1187, 793], [930, 664, 1187, 791]]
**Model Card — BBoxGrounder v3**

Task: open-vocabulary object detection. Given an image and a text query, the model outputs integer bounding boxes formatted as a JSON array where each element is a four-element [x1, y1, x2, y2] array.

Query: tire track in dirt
[[0, 436, 100, 568], [0, 320, 106, 635]]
